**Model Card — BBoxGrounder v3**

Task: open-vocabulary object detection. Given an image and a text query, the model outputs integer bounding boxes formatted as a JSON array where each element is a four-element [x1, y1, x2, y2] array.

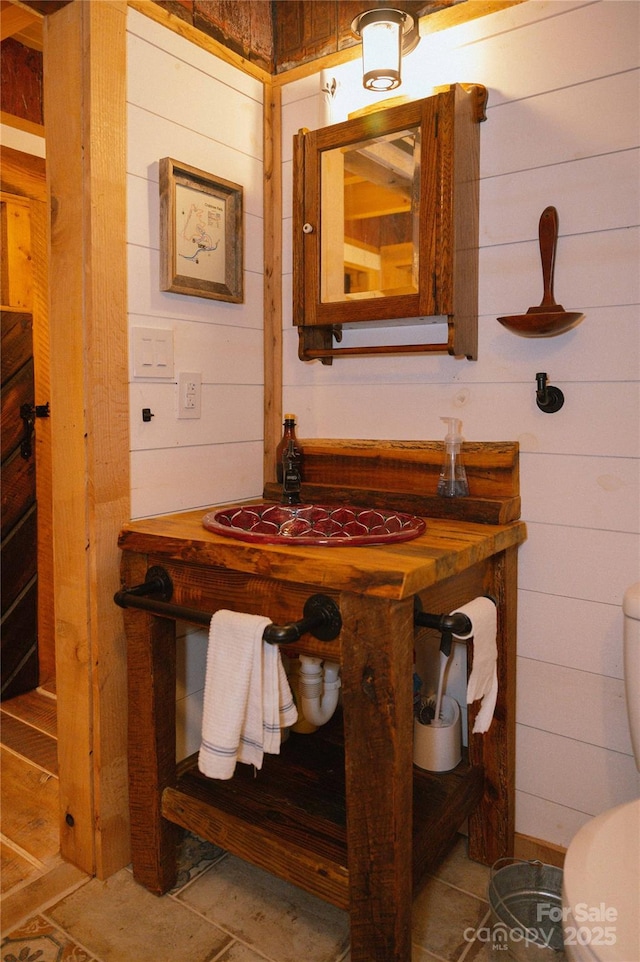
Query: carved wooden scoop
[[498, 206, 584, 337]]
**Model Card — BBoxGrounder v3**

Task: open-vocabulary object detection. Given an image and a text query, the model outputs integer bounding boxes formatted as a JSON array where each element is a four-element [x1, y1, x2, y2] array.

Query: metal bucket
[[488, 858, 565, 961]]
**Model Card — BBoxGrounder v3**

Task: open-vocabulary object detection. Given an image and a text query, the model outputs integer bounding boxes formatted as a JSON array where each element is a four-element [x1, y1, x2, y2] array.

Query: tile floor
[[1, 833, 562, 962]]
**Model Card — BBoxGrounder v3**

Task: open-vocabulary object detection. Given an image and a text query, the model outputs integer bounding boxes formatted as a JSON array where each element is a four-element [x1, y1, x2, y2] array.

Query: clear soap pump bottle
[[437, 417, 469, 497]]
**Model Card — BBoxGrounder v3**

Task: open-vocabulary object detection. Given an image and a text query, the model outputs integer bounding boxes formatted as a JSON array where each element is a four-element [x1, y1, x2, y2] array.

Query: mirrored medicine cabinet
[[293, 83, 487, 363]]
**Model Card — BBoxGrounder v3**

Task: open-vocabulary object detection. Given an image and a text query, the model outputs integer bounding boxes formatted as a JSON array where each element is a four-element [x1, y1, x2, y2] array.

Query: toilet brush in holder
[[414, 695, 461, 772], [413, 631, 462, 772]]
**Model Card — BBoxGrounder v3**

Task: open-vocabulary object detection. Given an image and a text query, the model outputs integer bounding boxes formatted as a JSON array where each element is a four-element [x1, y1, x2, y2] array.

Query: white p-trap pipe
[[298, 656, 341, 727]]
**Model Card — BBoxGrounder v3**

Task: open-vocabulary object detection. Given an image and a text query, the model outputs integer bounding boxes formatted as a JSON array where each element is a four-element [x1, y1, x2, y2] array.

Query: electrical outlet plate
[[177, 372, 201, 419]]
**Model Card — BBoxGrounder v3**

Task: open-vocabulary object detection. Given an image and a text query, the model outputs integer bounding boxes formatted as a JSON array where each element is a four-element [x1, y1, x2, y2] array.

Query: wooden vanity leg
[[468, 546, 518, 865], [340, 593, 415, 962], [122, 553, 180, 895]]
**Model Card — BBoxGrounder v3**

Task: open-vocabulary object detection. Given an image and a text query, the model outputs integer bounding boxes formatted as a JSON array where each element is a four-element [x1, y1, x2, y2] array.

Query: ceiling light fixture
[[351, 7, 420, 92]]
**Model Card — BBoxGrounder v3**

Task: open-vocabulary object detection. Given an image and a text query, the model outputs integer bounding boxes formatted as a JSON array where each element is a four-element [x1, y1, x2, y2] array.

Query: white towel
[[452, 597, 498, 734], [198, 610, 298, 779]]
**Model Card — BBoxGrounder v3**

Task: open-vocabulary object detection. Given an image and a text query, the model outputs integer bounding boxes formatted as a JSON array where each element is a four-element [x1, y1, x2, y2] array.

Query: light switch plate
[[132, 327, 174, 378]]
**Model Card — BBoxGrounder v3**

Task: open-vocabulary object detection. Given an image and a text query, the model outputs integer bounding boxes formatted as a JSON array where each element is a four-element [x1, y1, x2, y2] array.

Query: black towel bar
[[114, 566, 342, 645]]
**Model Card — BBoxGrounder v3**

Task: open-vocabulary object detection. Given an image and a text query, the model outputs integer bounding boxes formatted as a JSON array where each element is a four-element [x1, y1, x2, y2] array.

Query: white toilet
[[561, 582, 640, 962]]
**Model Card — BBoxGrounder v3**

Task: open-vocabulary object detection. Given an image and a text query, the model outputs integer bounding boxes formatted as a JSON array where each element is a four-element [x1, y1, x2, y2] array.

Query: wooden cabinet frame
[[293, 83, 487, 363]]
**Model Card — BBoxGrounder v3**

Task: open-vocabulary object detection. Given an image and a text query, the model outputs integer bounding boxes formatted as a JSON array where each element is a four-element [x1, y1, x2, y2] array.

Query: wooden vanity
[[117, 440, 526, 962]]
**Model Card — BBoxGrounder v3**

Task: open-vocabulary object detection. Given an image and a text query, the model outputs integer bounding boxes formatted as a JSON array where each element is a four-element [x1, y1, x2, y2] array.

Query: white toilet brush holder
[[413, 695, 462, 772]]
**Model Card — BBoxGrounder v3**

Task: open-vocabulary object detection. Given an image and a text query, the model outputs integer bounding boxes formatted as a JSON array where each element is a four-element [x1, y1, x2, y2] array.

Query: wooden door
[[1, 159, 52, 698], [1, 309, 38, 697]]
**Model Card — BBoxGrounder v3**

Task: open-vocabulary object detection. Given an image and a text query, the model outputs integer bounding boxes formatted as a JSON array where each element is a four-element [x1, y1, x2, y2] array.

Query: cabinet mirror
[[293, 84, 487, 363], [321, 124, 420, 303]]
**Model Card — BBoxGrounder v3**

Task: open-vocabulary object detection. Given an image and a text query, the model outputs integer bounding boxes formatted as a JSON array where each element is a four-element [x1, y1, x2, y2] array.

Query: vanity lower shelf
[[162, 714, 484, 910]]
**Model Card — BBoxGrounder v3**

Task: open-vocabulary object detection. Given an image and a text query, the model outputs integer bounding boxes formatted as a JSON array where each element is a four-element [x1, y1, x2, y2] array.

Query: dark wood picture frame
[[159, 157, 243, 303]]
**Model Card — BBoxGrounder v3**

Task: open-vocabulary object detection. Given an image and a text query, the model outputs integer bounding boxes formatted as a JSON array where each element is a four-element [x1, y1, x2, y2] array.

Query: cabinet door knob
[[302, 223, 314, 234]]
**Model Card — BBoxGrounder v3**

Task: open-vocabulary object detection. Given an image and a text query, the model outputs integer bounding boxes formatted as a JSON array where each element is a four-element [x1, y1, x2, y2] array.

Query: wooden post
[[122, 552, 181, 894], [45, 0, 130, 877], [468, 545, 518, 863], [340, 592, 415, 962]]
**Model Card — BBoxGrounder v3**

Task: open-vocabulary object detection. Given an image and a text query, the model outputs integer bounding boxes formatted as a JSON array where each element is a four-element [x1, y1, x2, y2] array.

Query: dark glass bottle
[[276, 414, 303, 484]]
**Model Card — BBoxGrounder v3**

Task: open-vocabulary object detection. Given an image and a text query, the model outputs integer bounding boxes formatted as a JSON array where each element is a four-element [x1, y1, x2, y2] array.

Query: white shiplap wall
[[126, 9, 266, 753], [126, 7, 265, 521], [280, 0, 640, 849]]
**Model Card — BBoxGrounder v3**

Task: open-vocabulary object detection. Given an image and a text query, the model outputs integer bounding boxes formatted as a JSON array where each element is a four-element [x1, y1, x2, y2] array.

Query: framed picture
[[159, 157, 243, 303]]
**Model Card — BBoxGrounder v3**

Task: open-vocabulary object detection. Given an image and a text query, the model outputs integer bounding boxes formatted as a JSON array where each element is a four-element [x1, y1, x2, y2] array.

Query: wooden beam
[[0, 1, 40, 41], [263, 83, 282, 484], [1, 111, 45, 141], [44, 0, 130, 879], [0, 147, 45, 202]]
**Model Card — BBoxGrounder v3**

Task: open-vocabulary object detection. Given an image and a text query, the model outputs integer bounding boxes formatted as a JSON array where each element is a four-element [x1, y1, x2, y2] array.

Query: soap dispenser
[[437, 418, 469, 497]]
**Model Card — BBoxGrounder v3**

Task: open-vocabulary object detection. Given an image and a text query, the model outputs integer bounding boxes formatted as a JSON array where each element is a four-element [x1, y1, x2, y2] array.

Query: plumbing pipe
[[298, 656, 341, 727]]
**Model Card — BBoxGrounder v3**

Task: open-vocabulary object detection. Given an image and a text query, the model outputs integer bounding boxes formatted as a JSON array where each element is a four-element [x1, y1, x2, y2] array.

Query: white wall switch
[[177, 372, 201, 419], [132, 327, 174, 378]]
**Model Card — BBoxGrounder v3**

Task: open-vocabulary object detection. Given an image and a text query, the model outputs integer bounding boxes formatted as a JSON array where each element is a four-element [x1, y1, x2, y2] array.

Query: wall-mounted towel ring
[[114, 566, 342, 644]]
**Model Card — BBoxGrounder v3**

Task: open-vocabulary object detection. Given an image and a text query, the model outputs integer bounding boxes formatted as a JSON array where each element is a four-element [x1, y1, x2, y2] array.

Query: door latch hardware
[[20, 401, 50, 460]]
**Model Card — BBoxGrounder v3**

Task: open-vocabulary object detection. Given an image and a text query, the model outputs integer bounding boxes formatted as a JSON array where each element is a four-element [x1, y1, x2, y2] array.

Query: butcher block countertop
[[118, 504, 527, 600]]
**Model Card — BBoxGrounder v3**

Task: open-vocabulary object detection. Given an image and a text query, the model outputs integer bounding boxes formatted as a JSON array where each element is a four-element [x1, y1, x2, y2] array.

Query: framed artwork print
[[159, 157, 244, 303]]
